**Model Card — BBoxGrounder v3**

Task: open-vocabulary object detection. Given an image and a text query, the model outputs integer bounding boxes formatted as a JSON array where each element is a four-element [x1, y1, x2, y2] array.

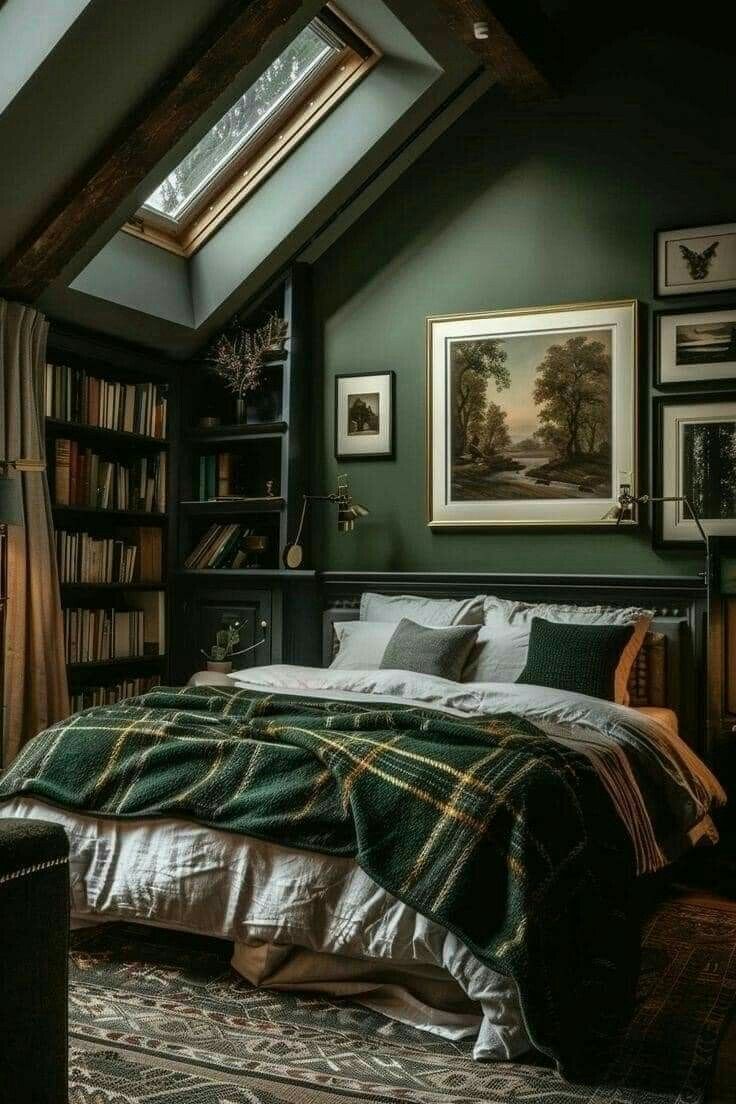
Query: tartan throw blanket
[[0, 685, 642, 1079]]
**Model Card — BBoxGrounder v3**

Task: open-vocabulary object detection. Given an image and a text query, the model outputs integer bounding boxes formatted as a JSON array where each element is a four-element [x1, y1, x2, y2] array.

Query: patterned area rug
[[68, 896, 736, 1104]]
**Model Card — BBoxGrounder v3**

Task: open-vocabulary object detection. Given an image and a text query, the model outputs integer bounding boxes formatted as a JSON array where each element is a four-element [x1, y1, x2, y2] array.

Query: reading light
[[283, 474, 369, 569], [602, 482, 710, 583]]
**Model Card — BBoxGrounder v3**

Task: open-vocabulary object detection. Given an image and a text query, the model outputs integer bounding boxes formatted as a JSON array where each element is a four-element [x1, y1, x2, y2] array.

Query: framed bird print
[[427, 300, 638, 528], [656, 223, 736, 296]]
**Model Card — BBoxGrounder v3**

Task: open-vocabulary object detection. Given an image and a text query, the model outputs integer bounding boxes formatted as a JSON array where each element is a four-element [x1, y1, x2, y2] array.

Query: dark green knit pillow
[[516, 617, 635, 701], [380, 618, 480, 681]]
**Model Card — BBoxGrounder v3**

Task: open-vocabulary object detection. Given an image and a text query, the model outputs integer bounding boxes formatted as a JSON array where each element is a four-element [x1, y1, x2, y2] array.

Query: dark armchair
[[0, 818, 70, 1103]]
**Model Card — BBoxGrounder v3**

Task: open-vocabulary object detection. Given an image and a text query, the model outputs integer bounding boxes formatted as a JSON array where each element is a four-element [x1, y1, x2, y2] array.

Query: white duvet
[[2, 666, 725, 1062]]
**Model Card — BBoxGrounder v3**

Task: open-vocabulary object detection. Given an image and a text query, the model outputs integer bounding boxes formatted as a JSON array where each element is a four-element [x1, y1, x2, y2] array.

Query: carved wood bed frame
[[320, 572, 708, 754]]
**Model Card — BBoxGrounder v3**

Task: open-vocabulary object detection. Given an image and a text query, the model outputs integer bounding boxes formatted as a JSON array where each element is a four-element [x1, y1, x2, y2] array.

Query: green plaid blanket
[[0, 685, 639, 1079]]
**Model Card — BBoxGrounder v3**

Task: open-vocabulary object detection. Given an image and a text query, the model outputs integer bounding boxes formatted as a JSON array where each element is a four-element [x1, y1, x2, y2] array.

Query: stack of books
[[53, 441, 167, 513], [64, 608, 144, 663], [64, 594, 165, 662], [71, 675, 161, 712], [56, 531, 138, 584], [45, 363, 168, 439], [197, 453, 235, 499], [56, 528, 162, 584], [185, 524, 257, 569]]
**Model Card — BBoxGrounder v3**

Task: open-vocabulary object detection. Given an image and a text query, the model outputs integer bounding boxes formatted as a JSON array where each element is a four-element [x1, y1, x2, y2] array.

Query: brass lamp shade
[[0, 475, 23, 527], [337, 500, 369, 532]]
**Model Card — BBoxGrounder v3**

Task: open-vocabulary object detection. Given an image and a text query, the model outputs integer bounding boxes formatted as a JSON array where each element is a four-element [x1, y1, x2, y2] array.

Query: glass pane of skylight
[[144, 23, 337, 221]]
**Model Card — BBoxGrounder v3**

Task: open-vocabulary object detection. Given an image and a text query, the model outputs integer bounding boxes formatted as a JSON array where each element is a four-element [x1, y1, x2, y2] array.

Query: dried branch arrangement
[[207, 313, 289, 398]]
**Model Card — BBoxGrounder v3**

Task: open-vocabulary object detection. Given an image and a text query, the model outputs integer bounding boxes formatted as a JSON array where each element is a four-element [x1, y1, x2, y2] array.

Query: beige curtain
[[1, 299, 69, 765]]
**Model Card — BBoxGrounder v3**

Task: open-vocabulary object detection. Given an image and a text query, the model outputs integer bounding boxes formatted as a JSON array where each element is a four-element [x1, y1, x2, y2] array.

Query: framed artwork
[[656, 306, 736, 387], [335, 371, 394, 460], [657, 306, 736, 388], [427, 300, 638, 528], [656, 222, 736, 297], [654, 392, 736, 546]]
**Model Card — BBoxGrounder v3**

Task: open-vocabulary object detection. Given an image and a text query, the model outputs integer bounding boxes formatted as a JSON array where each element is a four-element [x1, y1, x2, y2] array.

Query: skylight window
[[125, 9, 376, 257]]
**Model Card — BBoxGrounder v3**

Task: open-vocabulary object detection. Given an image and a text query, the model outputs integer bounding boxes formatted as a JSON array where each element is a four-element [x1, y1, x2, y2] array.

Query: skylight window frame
[[124, 7, 378, 259]]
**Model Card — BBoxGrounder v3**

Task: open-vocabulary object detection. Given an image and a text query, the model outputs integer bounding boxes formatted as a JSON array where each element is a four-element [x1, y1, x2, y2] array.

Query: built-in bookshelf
[[45, 327, 178, 709], [178, 265, 310, 576]]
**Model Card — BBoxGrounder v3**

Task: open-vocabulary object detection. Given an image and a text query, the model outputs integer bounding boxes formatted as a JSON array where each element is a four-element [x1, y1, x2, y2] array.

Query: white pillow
[[330, 621, 396, 670], [360, 592, 484, 626], [462, 624, 529, 684], [481, 597, 653, 705]]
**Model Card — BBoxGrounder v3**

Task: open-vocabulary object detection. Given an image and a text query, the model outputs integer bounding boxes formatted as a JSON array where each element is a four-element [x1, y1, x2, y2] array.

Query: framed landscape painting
[[335, 371, 394, 460], [427, 300, 638, 528], [656, 223, 736, 296], [655, 392, 736, 546], [657, 306, 736, 387]]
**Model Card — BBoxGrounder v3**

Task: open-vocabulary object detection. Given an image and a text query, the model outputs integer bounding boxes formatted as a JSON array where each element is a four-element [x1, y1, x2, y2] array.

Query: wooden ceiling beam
[[434, 0, 554, 103], [0, 0, 304, 303]]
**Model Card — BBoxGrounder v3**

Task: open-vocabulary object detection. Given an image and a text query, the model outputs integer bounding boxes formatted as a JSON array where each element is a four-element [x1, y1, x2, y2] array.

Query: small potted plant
[[201, 622, 241, 674]]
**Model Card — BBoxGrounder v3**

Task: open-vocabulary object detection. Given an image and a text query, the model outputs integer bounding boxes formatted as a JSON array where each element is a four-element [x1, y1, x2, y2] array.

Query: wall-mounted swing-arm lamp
[[283, 474, 369, 570], [602, 482, 710, 581]]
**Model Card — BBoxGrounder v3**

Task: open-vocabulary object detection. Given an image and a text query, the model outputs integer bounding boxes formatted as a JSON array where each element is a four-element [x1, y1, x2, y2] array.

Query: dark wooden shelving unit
[[46, 418, 169, 450], [185, 421, 287, 444], [61, 582, 166, 593], [175, 569, 316, 579], [67, 655, 168, 671], [46, 325, 180, 708], [179, 497, 285, 516], [173, 264, 319, 681], [53, 505, 168, 524]]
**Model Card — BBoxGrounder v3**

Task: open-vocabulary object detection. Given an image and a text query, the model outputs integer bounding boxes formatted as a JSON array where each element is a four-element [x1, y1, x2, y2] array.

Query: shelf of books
[[46, 331, 174, 712], [179, 267, 309, 578]]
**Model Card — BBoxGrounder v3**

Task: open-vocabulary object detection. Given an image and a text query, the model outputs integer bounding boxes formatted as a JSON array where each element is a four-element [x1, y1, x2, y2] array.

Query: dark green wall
[[312, 23, 736, 576]]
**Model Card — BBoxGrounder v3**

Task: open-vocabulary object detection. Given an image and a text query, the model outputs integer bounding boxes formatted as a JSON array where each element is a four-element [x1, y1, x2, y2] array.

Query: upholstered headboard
[[320, 572, 707, 751]]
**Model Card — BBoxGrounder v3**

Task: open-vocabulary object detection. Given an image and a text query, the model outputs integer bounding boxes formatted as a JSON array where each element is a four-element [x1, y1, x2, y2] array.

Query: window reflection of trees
[[148, 25, 333, 218]]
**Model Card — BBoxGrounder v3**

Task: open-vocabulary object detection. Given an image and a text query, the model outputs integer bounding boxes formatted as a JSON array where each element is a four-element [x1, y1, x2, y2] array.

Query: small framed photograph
[[656, 223, 736, 296], [335, 372, 394, 460], [656, 306, 736, 387], [654, 392, 736, 546]]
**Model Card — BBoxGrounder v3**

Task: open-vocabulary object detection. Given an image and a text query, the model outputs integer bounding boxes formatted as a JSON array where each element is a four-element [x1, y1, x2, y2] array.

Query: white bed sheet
[[2, 795, 530, 1060]]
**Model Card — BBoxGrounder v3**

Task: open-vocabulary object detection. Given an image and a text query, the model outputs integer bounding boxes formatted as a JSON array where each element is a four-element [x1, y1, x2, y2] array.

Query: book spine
[[55, 439, 71, 505]]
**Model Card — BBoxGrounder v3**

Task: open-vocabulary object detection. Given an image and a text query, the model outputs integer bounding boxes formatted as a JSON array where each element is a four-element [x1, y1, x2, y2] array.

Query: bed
[[0, 578, 726, 1080]]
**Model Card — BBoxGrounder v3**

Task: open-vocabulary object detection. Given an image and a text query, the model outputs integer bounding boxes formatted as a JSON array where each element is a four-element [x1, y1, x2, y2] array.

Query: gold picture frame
[[426, 300, 639, 528]]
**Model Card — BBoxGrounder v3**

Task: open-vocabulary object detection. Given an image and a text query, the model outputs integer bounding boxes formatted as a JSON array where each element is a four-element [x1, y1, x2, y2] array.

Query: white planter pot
[[206, 660, 233, 675]]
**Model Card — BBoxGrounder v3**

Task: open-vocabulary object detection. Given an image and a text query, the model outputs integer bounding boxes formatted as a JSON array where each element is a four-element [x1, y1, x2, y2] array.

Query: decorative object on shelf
[[656, 223, 736, 296], [265, 480, 276, 498], [427, 300, 638, 529], [208, 313, 288, 402], [656, 306, 736, 386], [654, 392, 736, 545], [283, 474, 369, 569], [335, 371, 394, 460], [243, 535, 268, 568], [200, 619, 269, 673]]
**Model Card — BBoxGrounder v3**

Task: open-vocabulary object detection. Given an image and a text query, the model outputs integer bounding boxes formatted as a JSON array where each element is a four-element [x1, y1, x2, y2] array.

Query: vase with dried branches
[[207, 313, 289, 423]]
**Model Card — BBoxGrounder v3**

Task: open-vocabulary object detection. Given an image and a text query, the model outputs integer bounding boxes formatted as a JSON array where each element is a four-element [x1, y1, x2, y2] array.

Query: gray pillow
[[380, 618, 480, 681]]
